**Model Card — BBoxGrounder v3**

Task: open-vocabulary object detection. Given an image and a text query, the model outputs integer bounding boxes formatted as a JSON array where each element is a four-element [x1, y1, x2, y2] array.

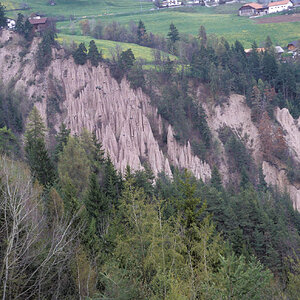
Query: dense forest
[[1, 106, 300, 299], [1, 6, 300, 299]]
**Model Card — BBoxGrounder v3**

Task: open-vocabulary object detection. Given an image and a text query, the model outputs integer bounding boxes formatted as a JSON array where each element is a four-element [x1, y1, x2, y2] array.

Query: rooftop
[[29, 17, 48, 25], [268, 0, 290, 7], [240, 2, 263, 9]]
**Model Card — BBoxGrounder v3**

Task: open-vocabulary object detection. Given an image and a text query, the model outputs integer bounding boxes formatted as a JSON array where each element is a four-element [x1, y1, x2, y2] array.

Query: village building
[[155, 0, 182, 7], [239, 0, 293, 16], [28, 14, 50, 33], [239, 3, 267, 16], [268, 0, 293, 13]]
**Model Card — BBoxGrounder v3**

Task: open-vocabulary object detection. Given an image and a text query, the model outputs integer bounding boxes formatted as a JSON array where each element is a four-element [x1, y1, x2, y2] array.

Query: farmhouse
[[268, 0, 293, 13], [28, 15, 50, 32], [239, 0, 293, 16], [239, 3, 267, 16]]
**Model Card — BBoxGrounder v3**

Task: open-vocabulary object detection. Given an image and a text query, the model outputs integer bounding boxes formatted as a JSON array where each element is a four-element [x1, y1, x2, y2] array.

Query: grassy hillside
[[4, 0, 300, 48], [57, 33, 175, 62], [3, 0, 153, 17], [56, 5, 300, 48]]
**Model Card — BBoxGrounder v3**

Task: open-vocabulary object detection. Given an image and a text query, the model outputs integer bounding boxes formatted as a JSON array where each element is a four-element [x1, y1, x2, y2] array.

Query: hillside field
[[3, 0, 300, 49], [57, 33, 175, 62]]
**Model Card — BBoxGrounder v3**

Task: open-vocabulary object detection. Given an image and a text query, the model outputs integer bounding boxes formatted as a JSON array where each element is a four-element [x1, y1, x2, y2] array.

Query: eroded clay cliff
[[0, 30, 211, 181], [1, 30, 300, 210]]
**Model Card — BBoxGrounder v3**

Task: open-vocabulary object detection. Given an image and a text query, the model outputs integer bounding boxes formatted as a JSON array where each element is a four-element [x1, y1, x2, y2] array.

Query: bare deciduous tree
[[0, 156, 80, 300]]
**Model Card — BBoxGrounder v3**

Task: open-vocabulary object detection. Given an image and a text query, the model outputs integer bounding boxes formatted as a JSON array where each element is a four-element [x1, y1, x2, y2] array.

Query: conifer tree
[[79, 129, 105, 173], [167, 23, 180, 44], [211, 165, 222, 191], [137, 20, 147, 45], [58, 136, 90, 198], [0, 2, 6, 28], [73, 42, 87, 65], [24, 107, 55, 186], [167, 23, 179, 54], [87, 40, 102, 67], [198, 25, 207, 46], [15, 13, 24, 34], [23, 18, 33, 40], [104, 156, 122, 208], [53, 123, 70, 163], [85, 173, 109, 237]]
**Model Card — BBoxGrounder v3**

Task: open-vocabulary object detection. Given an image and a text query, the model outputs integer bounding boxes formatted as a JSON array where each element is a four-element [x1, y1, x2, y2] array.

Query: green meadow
[[3, 0, 300, 50], [57, 33, 175, 62], [3, 0, 153, 17], [56, 5, 300, 48]]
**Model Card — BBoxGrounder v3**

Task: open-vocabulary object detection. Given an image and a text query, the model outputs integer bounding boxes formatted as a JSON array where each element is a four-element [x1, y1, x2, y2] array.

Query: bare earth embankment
[[255, 14, 300, 24]]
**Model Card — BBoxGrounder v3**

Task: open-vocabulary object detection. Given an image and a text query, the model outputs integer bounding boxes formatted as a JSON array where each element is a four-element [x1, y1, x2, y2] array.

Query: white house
[[268, 0, 293, 13], [7, 19, 16, 29]]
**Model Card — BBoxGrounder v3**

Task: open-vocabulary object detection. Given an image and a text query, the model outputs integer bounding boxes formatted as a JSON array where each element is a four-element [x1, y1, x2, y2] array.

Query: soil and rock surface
[[1, 29, 300, 210]]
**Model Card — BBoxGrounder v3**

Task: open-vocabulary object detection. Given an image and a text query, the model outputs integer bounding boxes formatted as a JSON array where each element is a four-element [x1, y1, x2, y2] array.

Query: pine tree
[[119, 48, 135, 71], [211, 165, 222, 191], [167, 23, 180, 44], [104, 156, 122, 208], [36, 29, 56, 70], [15, 13, 24, 35], [0, 2, 6, 28], [137, 20, 147, 45], [24, 107, 55, 186], [167, 23, 179, 54], [73, 42, 87, 65], [53, 123, 70, 163], [58, 136, 91, 198], [211, 253, 272, 299], [79, 129, 105, 173], [87, 40, 102, 67], [85, 173, 110, 237], [23, 18, 33, 40], [198, 25, 207, 46]]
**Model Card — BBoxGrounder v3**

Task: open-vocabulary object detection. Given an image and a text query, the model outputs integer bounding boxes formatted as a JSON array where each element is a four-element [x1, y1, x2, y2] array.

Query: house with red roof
[[28, 15, 50, 33], [239, 0, 293, 16], [268, 0, 293, 13]]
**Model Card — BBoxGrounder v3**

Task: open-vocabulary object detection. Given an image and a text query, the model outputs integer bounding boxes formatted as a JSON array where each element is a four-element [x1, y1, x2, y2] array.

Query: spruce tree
[[23, 18, 33, 40], [85, 173, 110, 237], [137, 20, 147, 45], [211, 166, 222, 191], [0, 2, 6, 28], [104, 156, 122, 207], [24, 107, 55, 186], [87, 40, 102, 67], [15, 13, 24, 35], [198, 25, 207, 46], [167, 23, 179, 54], [167, 23, 180, 44], [53, 123, 70, 163], [73, 42, 87, 65]]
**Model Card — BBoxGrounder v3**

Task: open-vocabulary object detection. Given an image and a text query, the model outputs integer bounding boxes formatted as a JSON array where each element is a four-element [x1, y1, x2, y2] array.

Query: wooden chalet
[[28, 16, 49, 32]]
